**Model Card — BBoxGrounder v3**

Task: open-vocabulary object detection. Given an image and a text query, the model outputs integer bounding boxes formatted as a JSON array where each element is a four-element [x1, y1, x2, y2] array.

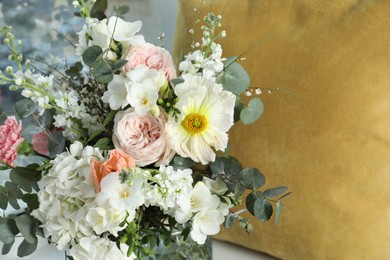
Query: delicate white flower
[[107, 16, 145, 46], [102, 74, 130, 110], [203, 176, 228, 195], [96, 172, 145, 212], [85, 207, 127, 236], [128, 81, 158, 115], [190, 209, 224, 244], [166, 75, 236, 164], [70, 235, 136, 260]]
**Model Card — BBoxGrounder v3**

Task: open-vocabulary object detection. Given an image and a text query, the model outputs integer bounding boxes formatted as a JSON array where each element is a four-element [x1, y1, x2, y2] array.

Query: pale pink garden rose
[[123, 43, 177, 80], [0, 116, 24, 166], [113, 107, 175, 167]]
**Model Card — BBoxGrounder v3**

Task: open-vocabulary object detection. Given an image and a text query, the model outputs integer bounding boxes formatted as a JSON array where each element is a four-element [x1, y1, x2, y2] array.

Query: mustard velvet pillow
[[174, 0, 390, 259]]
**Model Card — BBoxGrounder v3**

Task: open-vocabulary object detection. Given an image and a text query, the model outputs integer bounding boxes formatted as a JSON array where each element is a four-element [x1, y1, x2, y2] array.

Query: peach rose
[[91, 149, 135, 191], [123, 43, 177, 80], [112, 107, 175, 167]]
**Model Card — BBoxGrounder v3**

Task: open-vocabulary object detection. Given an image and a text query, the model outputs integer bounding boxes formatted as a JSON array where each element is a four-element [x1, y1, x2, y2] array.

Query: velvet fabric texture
[[174, 0, 390, 259]]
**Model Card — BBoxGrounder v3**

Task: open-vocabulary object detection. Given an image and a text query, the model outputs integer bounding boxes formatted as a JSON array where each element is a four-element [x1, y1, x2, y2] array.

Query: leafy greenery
[[240, 97, 264, 124]]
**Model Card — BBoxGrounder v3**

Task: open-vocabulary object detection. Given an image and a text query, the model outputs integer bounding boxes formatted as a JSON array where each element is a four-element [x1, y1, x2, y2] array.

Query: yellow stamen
[[181, 113, 208, 134]]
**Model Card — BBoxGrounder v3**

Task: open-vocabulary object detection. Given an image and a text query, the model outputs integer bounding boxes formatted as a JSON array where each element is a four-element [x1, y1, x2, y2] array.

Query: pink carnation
[[0, 116, 24, 166], [112, 107, 175, 167], [123, 43, 177, 80]]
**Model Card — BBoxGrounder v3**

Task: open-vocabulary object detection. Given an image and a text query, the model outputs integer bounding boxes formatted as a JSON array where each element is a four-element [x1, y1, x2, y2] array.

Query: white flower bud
[[5, 66, 13, 74]]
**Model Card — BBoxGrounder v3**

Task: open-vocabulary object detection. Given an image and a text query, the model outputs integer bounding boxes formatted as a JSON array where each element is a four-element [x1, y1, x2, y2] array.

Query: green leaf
[[22, 194, 39, 210], [245, 191, 263, 216], [0, 218, 15, 244], [17, 140, 34, 155], [238, 167, 266, 190], [15, 99, 38, 118], [10, 166, 41, 193], [274, 201, 283, 224], [94, 137, 113, 150], [172, 156, 196, 168], [0, 190, 7, 210], [2, 240, 14, 255], [263, 186, 288, 198], [87, 129, 104, 143], [221, 62, 250, 95], [82, 45, 103, 66], [91, 60, 114, 84], [47, 130, 65, 158], [210, 157, 243, 179], [91, 0, 108, 19], [103, 110, 117, 127], [111, 59, 128, 71], [278, 191, 292, 201], [22, 110, 53, 135], [114, 5, 130, 15], [15, 214, 36, 244], [5, 182, 22, 210], [225, 214, 235, 229], [240, 97, 264, 125], [253, 198, 273, 221], [17, 237, 38, 257], [223, 56, 237, 68], [233, 98, 245, 122]]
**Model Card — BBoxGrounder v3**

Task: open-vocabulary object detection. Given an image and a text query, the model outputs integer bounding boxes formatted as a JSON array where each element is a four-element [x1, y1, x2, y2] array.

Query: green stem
[[79, 0, 91, 18]]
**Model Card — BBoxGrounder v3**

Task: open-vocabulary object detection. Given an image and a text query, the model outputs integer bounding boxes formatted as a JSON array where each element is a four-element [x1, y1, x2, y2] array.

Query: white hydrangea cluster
[[32, 142, 103, 250], [70, 235, 136, 260]]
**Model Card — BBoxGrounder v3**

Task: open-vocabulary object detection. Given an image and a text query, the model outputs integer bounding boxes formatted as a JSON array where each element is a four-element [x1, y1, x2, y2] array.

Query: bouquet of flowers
[[0, 1, 290, 259]]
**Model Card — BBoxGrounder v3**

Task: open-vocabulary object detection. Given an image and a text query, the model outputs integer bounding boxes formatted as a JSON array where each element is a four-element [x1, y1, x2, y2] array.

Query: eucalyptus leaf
[[172, 156, 196, 168], [171, 77, 184, 86], [91, 0, 108, 19], [221, 62, 250, 95], [253, 198, 273, 221], [47, 130, 65, 158], [245, 191, 263, 216], [0, 218, 15, 244], [17, 237, 38, 257], [15, 99, 38, 118], [234, 98, 245, 122], [263, 186, 288, 198], [0, 193, 7, 210], [238, 167, 265, 190], [240, 97, 264, 125], [223, 56, 237, 68], [275, 201, 283, 224], [225, 214, 235, 229], [5, 182, 22, 210], [111, 59, 128, 71], [82, 45, 103, 66], [15, 214, 36, 244], [210, 157, 243, 179], [22, 194, 39, 210], [2, 240, 14, 255], [9, 166, 41, 193]]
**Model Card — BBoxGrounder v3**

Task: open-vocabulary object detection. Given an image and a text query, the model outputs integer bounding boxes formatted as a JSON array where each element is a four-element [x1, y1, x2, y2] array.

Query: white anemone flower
[[166, 75, 236, 164]]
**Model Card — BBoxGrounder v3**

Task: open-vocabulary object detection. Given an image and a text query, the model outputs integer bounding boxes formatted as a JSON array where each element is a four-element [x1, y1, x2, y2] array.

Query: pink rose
[[113, 107, 175, 167], [123, 43, 177, 80], [0, 116, 24, 166]]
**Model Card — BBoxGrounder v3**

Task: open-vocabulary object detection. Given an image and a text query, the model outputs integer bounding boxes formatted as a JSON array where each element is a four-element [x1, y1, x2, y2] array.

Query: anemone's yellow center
[[181, 113, 208, 134]]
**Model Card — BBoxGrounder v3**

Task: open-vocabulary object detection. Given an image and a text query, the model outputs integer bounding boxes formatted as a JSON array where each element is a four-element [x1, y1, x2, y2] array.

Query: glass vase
[[143, 235, 212, 260]]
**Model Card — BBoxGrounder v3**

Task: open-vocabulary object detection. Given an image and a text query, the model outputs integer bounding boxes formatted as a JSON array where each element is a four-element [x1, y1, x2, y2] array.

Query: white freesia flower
[[128, 82, 159, 115], [70, 235, 136, 260], [166, 75, 236, 164], [96, 172, 145, 213], [190, 209, 224, 244], [102, 74, 130, 110], [107, 16, 145, 46]]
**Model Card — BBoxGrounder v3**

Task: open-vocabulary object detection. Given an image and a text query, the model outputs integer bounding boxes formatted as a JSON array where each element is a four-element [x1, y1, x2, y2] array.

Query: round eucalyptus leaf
[[82, 45, 103, 66], [239, 167, 266, 190], [15, 99, 38, 118], [221, 62, 250, 95], [240, 97, 264, 125], [263, 186, 288, 198], [17, 237, 38, 258], [245, 191, 263, 216], [254, 198, 273, 221]]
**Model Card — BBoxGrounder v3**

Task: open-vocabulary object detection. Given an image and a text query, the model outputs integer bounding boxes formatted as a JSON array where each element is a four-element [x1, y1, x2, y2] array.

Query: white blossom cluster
[[33, 141, 233, 257], [179, 42, 224, 79]]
